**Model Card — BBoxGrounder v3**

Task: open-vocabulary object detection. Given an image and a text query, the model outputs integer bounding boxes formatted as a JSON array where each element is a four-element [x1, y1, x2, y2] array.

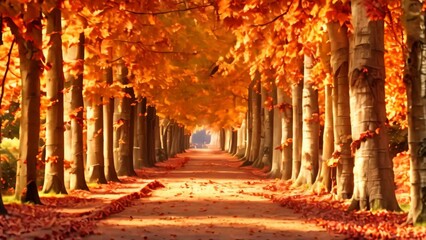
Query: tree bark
[[328, 22, 354, 199], [348, 0, 400, 211], [269, 82, 282, 178], [295, 55, 320, 186], [103, 46, 119, 182], [146, 106, 157, 166], [235, 118, 247, 158], [68, 33, 89, 190], [291, 81, 303, 180], [86, 100, 107, 184], [11, 3, 43, 203], [43, 6, 67, 194], [313, 84, 333, 193], [403, 0, 426, 223], [280, 89, 293, 180], [113, 62, 137, 175]]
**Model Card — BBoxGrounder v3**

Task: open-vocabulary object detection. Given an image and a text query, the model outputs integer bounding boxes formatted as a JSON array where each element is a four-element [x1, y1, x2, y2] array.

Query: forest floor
[[86, 149, 343, 240], [0, 149, 424, 239]]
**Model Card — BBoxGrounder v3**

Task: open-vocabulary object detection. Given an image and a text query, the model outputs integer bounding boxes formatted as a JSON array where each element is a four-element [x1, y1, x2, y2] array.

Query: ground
[[1, 149, 424, 239], [87, 149, 343, 240]]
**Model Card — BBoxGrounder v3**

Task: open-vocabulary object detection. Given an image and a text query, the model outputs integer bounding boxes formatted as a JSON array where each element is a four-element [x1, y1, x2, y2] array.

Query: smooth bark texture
[[348, 0, 399, 211], [291, 81, 303, 180], [43, 7, 67, 194], [314, 84, 333, 193], [103, 47, 119, 182], [113, 62, 137, 176], [313, 32, 334, 194], [295, 55, 319, 186], [280, 89, 293, 180], [403, 0, 426, 224], [262, 90, 274, 169], [243, 80, 261, 166], [235, 118, 247, 158], [146, 106, 157, 166], [68, 33, 89, 190], [155, 116, 165, 162], [269, 82, 282, 178], [11, 3, 43, 203], [253, 85, 267, 169], [86, 100, 107, 184], [328, 22, 354, 199]]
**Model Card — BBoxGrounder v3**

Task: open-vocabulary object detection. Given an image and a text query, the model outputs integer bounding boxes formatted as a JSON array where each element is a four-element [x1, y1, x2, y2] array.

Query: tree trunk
[[146, 106, 157, 166], [43, 7, 67, 194], [403, 0, 426, 224], [12, 3, 43, 203], [68, 33, 89, 190], [154, 116, 163, 162], [291, 81, 303, 180], [235, 118, 247, 158], [280, 89, 293, 180], [253, 85, 267, 168], [348, 0, 399, 211], [262, 89, 274, 169], [328, 22, 354, 199], [243, 80, 261, 166], [313, 84, 333, 193], [86, 100, 107, 184], [113, 62, 137, 176], [103, 46, 119, 182], [295, 55, 319, 186], [269, 82, 282, 178]]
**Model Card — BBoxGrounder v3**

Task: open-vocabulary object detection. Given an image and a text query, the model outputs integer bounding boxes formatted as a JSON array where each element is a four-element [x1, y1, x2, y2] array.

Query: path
[[87, 149, 344, 240]]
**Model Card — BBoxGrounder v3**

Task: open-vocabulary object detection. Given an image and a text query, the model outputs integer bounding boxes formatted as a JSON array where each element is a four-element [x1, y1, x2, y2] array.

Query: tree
[[42, 4, 67, 195], [6, 2, 43, 204], [295, 55, 320, 186], [402, 0, 426, 224], [102, 45, 119, 182], [67, 32, 89, 190], [348, 0, 399, 211]]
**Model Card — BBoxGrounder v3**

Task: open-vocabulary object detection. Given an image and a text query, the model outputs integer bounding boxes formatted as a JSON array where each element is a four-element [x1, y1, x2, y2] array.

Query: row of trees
[[0, 0, 225, 215], [214, 0, 426, 225]]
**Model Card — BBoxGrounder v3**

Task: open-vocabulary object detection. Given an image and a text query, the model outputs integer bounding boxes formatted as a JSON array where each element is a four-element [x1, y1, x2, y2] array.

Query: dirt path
[[87, 149, 344, 240]]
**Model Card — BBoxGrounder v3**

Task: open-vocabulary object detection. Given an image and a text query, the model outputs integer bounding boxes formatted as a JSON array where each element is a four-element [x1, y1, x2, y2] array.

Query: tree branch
[[0, 38, 15, 110], [251, 2, 293, 27], [124, 3, 213, 15]]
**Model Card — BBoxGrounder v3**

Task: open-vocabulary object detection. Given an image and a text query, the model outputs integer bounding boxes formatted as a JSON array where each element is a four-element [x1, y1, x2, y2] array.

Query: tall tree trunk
[[244, 80, 261, 166], [328, 22, 354, 199], [86, 100, 107, 184], [262, 90, 274, 170], [348, 0, 399, 211], [43, 6, 67, 194], [235, 118, 247, 157], [403, 0, 426, 224], [68, 33, 89, 190], [295, 55, 320, 186], [154, 116, 163, 162], [219, 128, 226, 151], [291, 81, 303, 180], [242, 81, 254, 161], [253, 85, 267, 168], [280, 89, 293, 180], [269, 82, 282, 178], [10, 3, 43, 203], [146, 106, 157, 166], [313, 84, 333, 193], [113, 62, 137, 176], [313, 31, 334, 194], [103, 46, 119, 182]]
